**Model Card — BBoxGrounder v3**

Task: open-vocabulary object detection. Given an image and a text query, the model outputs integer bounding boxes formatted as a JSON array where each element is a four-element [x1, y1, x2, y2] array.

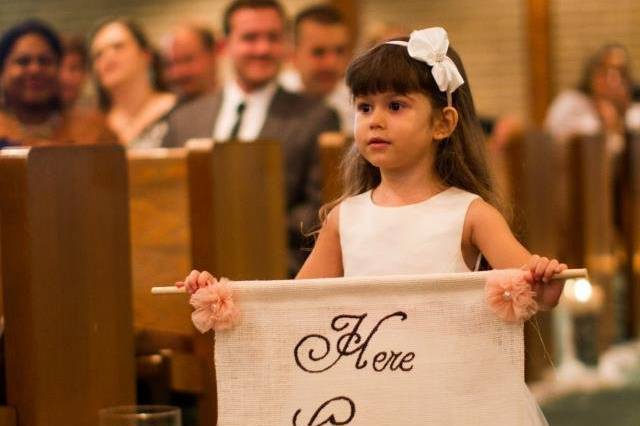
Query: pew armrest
[[137, 350, 206, 395], [0, 407, 16, 426]]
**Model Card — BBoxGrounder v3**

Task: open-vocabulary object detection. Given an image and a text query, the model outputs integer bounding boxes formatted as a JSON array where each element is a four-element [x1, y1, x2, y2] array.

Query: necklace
[[1, 105, 61, 141], [20, 112, 61, 139]]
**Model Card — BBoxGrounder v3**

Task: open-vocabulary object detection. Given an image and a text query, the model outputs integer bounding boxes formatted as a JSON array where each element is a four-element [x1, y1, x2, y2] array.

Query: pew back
[[128, 149, 193, 335], [0, 145, 135, 426], [568, 135, 618, 352], [623, 132, 640, 337], [318, 132, 348, 205], [502, 131, 561, 381], [188, 141, 288, 280]]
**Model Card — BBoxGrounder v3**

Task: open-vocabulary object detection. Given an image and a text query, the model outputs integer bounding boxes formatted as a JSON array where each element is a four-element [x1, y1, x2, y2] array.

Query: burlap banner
[[212, 272, 545, 425]]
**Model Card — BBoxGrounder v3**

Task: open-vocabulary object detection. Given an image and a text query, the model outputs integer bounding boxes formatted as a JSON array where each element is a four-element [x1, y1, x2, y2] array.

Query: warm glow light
[[573, 278, 592, 303], [562, 279, 575, 297], [561, 279, 601, 313]]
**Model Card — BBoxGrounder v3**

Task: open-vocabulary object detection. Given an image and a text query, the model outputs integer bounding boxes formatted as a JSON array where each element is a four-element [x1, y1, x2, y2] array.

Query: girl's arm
[[296, 206, 344, 279], [465, 199, 567, 310]]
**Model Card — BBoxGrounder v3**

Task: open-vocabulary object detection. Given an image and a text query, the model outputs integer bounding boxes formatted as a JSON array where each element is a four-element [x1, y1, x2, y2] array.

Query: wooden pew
[[623, 131, 640, 338], [127, 148, 206, 404], [187, 140, 288, 280], [567, 135, 619, 354], [501, 130, 562, 381], [506, 132, 621, 368], [0, 408, 15, 426], [318, 132, 349, 204], [185, 140, 288, 424], [0, 145, 135, 426], [128, 141, 288, 424], [128, 149, 193, 339]]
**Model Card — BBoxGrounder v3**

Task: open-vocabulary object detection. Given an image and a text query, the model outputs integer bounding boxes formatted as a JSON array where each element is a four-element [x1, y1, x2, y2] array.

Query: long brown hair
[[319, 37, 503, 224], [88, 17, 168, 111], [577, 43, 632, 96]]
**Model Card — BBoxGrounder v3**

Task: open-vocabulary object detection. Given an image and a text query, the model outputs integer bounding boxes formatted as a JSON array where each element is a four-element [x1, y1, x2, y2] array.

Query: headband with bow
[[386, 27, 464, 106]]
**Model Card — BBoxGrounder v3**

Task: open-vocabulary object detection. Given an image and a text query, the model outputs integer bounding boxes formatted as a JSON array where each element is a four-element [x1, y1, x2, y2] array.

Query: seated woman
[[545, 43, 640, 153], [89, 18, 177, 148], [59, 35, 92, 110], [0, 19, 117, 147]]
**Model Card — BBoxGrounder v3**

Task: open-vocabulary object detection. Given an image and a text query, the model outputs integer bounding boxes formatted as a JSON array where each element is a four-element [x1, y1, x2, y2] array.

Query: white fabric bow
[[387, 27, 465, 101]]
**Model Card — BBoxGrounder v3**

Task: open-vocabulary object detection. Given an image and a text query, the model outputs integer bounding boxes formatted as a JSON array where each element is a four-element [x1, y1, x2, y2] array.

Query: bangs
[[346, 40, 442, 102]]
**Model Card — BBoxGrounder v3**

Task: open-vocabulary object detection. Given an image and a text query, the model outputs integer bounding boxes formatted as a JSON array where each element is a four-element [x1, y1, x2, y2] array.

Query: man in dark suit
[[163, 0, 340, 276]]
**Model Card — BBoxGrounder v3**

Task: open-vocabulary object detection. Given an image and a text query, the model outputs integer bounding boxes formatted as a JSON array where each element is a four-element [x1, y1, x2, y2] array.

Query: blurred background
[[1, 0, 638, 122], [0, 1, 640, 425]]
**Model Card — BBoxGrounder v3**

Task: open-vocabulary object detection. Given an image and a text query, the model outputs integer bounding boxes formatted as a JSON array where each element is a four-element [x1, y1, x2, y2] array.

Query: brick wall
[[360, 0, 528, 121], [550, 0, 640, 94], [0, 0, 318, 41]]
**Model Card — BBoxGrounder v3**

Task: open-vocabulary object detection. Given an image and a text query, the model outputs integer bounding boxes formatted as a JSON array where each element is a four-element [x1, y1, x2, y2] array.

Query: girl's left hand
[[176, 269, 216, 295], [522, 255, 568, 310]]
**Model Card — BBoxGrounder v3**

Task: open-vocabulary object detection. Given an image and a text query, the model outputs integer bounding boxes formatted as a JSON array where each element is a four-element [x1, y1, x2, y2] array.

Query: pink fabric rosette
[[190, 277, 241, 333], [485, 270, 538, 323]]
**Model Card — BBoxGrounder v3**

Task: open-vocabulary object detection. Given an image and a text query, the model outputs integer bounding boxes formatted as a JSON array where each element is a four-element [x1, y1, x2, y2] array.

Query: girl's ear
[[433, 106, 459, 140]]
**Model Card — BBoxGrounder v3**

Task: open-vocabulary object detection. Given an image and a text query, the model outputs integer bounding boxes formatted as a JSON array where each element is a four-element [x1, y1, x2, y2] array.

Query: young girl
[[180, 27, 566, 311]]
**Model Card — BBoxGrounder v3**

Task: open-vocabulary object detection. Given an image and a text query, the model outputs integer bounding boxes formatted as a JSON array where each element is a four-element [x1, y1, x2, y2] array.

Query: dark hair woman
[[89, 18, 176, 147], [0, 19, 116, 147]]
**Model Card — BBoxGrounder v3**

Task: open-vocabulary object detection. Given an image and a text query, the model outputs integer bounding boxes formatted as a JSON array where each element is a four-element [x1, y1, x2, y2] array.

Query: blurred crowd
[[1, 0, 638, 151], [1, 0, 639, 274], [0, 1, 356, 150]]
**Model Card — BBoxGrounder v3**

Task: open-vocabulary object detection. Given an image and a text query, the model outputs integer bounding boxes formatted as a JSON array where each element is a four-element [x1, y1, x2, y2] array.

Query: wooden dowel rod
[[151, 268, 589, 295]]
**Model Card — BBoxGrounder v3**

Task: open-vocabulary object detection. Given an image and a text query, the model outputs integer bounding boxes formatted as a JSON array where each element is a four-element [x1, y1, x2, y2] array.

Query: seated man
[[162, 23, 218, 102], [281, 4, 353, 133], [163, 0, 340, 276]]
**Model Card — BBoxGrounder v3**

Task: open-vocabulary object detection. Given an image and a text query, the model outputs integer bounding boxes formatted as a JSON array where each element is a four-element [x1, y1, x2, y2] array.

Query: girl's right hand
[[522, 255, 567, 310], [175, 269, 215, 294]]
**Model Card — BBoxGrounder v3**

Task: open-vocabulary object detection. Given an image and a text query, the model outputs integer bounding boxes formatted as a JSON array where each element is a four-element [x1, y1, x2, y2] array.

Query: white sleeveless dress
[[339, 186, 549, 426], [340, 186, 479, 277]]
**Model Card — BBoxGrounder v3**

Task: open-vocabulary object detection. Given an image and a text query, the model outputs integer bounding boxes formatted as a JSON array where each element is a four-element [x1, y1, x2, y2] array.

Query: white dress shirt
[[325, 80, 354, 135], [213, 79, 278, 142], [279, 68, 353, 134]]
